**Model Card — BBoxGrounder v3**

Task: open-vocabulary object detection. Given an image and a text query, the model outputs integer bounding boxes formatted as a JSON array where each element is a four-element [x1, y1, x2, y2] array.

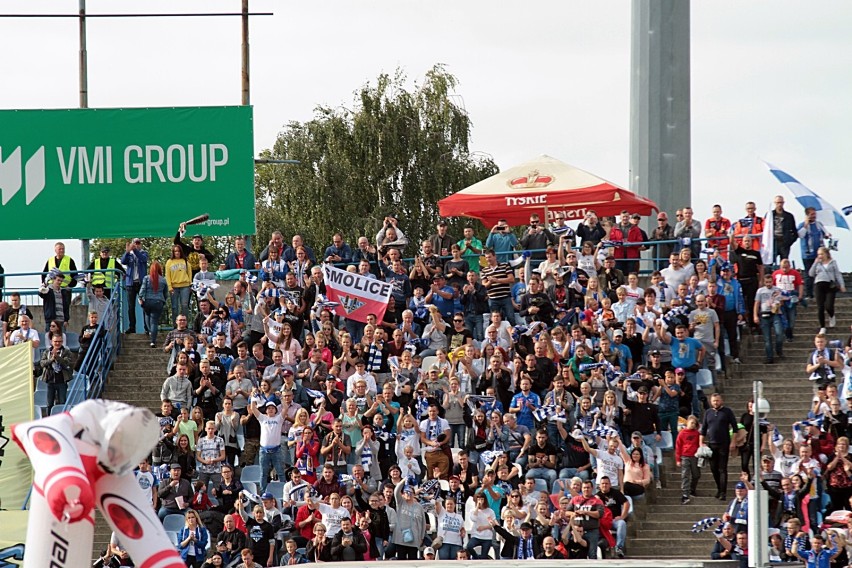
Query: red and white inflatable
[[12, 399, 185, 568]]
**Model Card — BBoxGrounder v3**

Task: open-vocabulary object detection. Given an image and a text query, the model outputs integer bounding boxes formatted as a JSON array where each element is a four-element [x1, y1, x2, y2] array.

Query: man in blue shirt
[[510, 377, 541, 430], [485, 219, 519, 263], [425, 273, 456, 321], [660, 323, 705, 416], [323, 233, 353, 264], [797, 207, 830, 303]]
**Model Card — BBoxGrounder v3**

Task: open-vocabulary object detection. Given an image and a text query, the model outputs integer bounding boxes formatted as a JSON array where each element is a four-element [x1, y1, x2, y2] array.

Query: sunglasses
[[454, 319, 464, 323]]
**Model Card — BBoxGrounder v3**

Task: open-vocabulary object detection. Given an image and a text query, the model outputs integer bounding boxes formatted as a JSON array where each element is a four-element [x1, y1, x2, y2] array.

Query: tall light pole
[[750, 381, 770, 568]]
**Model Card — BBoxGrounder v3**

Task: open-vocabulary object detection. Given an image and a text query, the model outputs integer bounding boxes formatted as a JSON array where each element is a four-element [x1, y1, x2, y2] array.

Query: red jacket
[[610, 225, 644, 259], [675, 428, 700, 462]]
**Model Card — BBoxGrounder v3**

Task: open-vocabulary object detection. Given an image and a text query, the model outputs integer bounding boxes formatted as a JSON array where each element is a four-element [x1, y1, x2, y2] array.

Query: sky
[[2, 0, 851, 286]]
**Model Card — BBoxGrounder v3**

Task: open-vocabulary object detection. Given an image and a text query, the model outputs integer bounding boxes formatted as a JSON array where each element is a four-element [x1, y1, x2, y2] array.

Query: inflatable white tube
[[23, 489, 95, 568], [11, 413, 94, 523], [95, 473, 185, 568]]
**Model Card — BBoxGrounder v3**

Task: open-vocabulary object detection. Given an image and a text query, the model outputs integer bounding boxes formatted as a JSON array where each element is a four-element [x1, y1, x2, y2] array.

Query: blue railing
[[65, 284, 123, 407]]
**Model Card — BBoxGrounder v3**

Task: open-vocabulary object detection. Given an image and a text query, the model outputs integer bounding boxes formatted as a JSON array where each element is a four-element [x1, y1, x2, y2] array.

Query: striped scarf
[[367, 343, 382, 372]]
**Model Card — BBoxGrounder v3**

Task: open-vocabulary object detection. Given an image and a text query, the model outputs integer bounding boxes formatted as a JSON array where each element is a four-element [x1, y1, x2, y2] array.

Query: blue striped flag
[[765, 162, 849, 230]]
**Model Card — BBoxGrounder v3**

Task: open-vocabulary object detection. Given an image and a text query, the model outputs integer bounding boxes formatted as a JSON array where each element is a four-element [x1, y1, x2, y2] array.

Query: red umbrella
[[439, 155, 658, 225]]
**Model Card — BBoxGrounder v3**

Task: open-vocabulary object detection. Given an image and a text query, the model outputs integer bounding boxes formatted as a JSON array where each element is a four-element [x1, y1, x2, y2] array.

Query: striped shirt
[[481, 262, 513, 300]]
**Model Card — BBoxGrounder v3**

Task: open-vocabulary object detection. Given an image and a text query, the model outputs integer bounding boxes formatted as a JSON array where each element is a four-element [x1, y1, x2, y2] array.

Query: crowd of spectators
[[4, 201, 851, 567]]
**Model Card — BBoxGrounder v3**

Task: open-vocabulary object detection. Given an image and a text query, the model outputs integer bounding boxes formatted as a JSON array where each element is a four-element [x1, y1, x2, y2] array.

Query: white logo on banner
[[0, 146, 45, 205]]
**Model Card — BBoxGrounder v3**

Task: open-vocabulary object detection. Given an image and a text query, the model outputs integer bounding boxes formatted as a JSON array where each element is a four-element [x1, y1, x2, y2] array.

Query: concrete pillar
[[629, 0, 691, 217]]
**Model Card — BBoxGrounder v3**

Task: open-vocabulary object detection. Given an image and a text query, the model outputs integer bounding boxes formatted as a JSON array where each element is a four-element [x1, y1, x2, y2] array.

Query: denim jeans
[[612, 518, 627, 548], [170, 286, 191, 324], [584, 528, 599, 559], [259, 446, 284, 492], [465, 313, 484, 341], [659, 411, 679, 444], [803, 257, 816, 298], [465, 536, 493, 559], [759, 314, 784, 361], [449, 424, 466, 449], [780, 301, 797, 339], [558, 467, 590, 481], [487, 297, 515, 326], [525, 467, 557, 491], [438, 543, 462, 560], [46, 381, 68, 414], [641, 434, 659, 480], [143, 301, 164, 345], [685, 371, 700, 416]]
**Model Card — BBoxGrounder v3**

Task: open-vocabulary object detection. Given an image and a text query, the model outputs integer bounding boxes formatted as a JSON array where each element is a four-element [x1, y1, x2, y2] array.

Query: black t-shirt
[[596, 488, 628, 518], [253, 355, 273, 378], [623, 334, 645, 366], [734, 247, 763, 279], [79, 324, 99, 351], [566, 537, 589, 559], [529, 441, 558, 468], [446, 328, 474, 351], [245, 518, 275, 561], [2, 306, 33, 333]]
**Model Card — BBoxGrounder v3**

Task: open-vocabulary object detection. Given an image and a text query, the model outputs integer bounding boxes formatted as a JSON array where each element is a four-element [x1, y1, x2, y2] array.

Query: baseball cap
[[612, 329, 623, 337], [424, 547, 436, 556], [282, 369, 294, 377], [636, 386, 649, 394], [520, 522, 533, 530], [432, 273, 445, 280], [635, 364, 648, 372], [761, 455, 774, 462], [675, 367, 685, 374], [170, 463, 182, 470], [631, 431, 642, 438], [631, 213, 641, 220], [100, 246, 110, 253], [649, 350, 661, 356], [192, 233, 203, 239], [264, 401, 278, 410], [735, 481, 747, 490], [261, 492, 274, 500]]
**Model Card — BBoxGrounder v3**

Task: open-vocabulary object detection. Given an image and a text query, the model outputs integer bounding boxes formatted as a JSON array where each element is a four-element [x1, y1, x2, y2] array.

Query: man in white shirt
[[660, 253, 690, 290], [346, 360, 378, 398], [8, 315, 40, 348], [420, 404, 451, 480], [250, 400, 284, 492]]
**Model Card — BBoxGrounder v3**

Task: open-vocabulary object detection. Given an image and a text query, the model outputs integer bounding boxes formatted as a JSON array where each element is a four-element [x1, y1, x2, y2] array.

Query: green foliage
[[254, 65, 498, 256], [90, 236, 233, 267]]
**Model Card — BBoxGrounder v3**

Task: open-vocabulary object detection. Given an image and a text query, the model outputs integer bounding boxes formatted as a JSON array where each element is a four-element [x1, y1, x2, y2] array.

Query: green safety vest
[[48, 256, 72, 287], [91, 257, 117, 288]]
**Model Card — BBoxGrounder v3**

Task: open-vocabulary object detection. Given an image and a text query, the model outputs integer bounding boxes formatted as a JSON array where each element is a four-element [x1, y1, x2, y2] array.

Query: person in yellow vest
[[88, 246, 124, 299], [41, 242, 78, 289]]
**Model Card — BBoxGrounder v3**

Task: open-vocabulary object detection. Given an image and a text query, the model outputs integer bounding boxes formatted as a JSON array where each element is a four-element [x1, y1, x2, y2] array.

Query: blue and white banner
[[765, 162, 849, 230]]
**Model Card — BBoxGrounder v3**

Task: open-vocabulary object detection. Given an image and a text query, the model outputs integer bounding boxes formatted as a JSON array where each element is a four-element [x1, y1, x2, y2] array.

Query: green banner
[[0, 106, 255, 239]]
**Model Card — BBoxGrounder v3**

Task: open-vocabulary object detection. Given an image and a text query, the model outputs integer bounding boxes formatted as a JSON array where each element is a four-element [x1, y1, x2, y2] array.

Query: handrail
[[64, 283, 124, 407]]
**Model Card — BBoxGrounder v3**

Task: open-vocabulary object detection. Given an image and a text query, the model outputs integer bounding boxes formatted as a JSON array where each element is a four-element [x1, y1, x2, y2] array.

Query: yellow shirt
[[165, 258, 192, 289]]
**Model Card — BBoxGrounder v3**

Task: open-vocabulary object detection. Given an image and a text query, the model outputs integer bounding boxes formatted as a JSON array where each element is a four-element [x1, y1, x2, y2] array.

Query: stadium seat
[[695, 369, 713, 389], [34, 389, 48, 410], [65, 332, 81, 353], [265, 481, 285, 502], [241, 465, 262, 486], [242, 481, 258, 496], [50, 404, 68, 415], [163, 514, 185, 533], [658, 430, 674, 452], [166, 531, 179, 546], [533, 478, 549, 494], [420, 355, 438, 371]]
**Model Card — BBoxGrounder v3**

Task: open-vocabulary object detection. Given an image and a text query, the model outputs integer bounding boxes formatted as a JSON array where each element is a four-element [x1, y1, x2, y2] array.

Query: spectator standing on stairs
[[700, 393, 740, 502]]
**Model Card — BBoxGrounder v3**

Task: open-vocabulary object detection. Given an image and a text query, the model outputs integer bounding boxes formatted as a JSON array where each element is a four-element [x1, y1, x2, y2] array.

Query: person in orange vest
[[730, 201, 764, 251], [704, 205, 732, 260]]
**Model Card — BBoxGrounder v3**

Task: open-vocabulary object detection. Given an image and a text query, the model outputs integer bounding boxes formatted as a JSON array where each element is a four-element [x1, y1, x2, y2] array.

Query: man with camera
[[485, 218, 519, 263], [520, 214, 557, 261]]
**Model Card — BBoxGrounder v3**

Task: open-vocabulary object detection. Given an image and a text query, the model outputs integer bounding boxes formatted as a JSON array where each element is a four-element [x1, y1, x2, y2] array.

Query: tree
[[254, 65, 498, 258]]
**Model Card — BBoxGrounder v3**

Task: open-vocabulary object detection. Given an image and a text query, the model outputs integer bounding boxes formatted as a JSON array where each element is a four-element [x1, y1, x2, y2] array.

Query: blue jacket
[[225, 249, 257, 271], [139, 274, 168, 304], [120, 249, 149, 286], [796, 545, 838, 568], [718, 277, 745, 314], [797, 221, 828, 260], [323, 243, 353, 264], [177, 526, 209, 562]]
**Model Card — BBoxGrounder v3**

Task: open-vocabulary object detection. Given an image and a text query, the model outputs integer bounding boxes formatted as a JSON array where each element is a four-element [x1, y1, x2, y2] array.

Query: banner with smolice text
[[322, 263, 392, 324]]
